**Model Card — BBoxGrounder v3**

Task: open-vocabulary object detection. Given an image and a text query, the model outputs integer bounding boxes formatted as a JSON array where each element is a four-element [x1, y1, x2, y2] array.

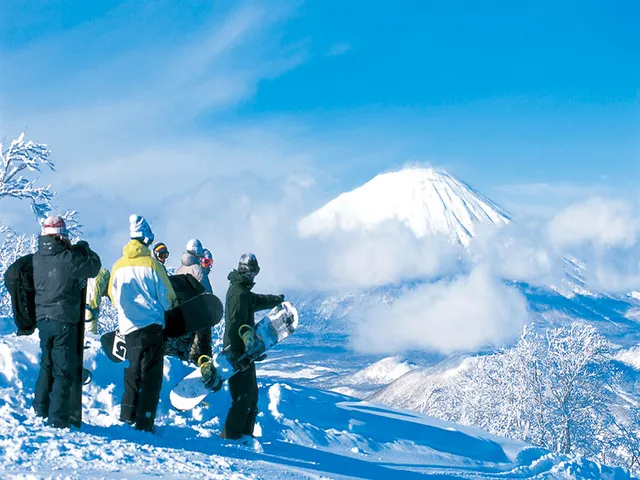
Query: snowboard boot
[[47, 418, 70, 429], [134, 422, 156, 434], [219, 430, 243, 440], [33, 404, 48, 419], [199, 355, 222, 392]]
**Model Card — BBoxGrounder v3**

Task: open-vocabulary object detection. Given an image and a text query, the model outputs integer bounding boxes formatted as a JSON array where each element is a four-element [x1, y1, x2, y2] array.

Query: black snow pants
[[222, 363, 258, 439], [120, 324, 164, 432], [33, 319, 80, 427]]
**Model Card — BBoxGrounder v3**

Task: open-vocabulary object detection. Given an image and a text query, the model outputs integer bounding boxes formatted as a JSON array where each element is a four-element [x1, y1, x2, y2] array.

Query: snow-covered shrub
[[0, 228, 39, 323]]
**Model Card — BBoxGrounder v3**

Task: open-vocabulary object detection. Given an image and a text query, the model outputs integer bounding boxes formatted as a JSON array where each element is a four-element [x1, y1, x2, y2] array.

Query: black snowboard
[[101, 293, 224, 363], [69, 284, 87, 428], [3, 254, 37, 336]]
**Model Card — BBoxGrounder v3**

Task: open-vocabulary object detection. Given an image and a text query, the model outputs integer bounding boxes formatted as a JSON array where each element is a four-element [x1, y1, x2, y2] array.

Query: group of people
[[30, 213, 284, 438]]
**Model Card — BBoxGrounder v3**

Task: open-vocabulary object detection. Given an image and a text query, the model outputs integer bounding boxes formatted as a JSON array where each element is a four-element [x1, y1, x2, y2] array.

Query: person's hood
[[181, 252, 200, 267], [227, 269, 255, 289], [38, 235, 68, 256], [123, 239, 151, 259]]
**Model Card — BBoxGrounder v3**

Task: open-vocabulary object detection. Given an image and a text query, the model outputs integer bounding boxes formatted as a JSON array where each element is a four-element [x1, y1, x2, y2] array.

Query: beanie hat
[[153, 242, 169, 256], [186, 238, 204, 258], [42, 215, 68, 237], [129, 214, 154, 246]]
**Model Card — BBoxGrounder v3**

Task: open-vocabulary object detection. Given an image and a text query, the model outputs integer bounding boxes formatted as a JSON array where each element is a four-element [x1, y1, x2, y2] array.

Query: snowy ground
[[0, 330, 634, 479]]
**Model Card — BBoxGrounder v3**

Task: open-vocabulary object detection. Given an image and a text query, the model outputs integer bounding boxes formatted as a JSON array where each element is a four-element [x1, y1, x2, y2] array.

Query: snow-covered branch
[[0, 133, 55, 219]]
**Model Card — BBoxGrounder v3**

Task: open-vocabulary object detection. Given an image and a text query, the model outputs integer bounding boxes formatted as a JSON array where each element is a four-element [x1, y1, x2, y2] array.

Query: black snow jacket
[[223, 270, 283, 353], [3, 254, 36, 335], [33, 236, 101, 324]]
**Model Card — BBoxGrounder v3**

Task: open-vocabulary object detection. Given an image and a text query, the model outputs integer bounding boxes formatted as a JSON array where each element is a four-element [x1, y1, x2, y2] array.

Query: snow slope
[[298, 168, 510, 245], [0, 330, 631, 479], [318, 356, 417, 398]]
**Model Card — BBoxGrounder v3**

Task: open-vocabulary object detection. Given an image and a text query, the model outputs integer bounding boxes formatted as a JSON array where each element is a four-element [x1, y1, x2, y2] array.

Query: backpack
[[3, 254, 36, 336], [169, 273, 206, 304]]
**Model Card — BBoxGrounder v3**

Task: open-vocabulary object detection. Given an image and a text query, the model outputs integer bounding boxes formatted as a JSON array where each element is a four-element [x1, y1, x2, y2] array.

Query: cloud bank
[[351, 267, 530, 355], [547, 197, 638, 249]]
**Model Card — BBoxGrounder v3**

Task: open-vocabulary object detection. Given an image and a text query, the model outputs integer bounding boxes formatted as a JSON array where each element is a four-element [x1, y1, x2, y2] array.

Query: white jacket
[[109, 240, 177, 336]]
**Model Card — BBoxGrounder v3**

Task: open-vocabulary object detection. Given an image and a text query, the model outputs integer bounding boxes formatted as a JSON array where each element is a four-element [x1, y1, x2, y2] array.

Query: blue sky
[[1, 0, 639, 272]]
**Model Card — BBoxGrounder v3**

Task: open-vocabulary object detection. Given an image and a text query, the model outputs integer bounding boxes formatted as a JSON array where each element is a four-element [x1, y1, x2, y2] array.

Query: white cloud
[[589, 267, 640, 293], [547, 197, 638, 249], [327, 42, 352, 57], [321, 224, 460, 289], [351, 267, 530, 355], [467, 221, 563, 286]]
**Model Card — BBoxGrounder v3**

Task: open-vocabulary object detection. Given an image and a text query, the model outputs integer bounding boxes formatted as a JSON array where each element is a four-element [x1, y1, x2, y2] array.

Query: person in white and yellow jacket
[[85, 268, 110, 334], [109, 214, 177, 433]]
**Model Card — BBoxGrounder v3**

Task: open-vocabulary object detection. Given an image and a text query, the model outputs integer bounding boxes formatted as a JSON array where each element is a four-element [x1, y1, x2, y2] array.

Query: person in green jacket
[[221, 253, 284, 440], [85, 268, 111, 334]]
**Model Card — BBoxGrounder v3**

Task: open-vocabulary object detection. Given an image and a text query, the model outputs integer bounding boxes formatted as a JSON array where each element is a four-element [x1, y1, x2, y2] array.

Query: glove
[[85, 305, 98, 319], [255, 353, 267, 362], [202, 367, 216, 389], [76, 240, 90, 249], [278, 294, 285, 303]]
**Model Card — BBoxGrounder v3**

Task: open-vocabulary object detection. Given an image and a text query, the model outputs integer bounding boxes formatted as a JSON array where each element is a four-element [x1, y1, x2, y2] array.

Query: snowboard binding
[[82, 368, 92, 386], [238, 325, 265, 359], [198, 355, 222, 392]]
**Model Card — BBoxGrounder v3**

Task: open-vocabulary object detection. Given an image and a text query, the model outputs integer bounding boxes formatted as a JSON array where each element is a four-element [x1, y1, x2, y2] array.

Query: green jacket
[[223, 270, 282, 353], [86, 268, 111, 320]]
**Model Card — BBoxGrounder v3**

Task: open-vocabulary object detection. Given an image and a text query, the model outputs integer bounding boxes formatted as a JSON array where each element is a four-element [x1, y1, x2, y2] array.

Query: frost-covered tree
[[540, 324, 613, 455], [0, 133, 82, 320], [609, 398, 640, 470], [420, 323, 639, 470]]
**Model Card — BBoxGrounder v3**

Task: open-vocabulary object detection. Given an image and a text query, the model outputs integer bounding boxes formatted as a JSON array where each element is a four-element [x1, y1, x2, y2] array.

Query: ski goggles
[[201, 257, 213, 268]]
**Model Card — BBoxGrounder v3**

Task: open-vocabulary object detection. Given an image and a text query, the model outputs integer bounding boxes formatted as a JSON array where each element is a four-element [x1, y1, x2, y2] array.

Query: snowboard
[[69, 284, 88, 428], [169, 301, 298, 411], [101, 293, 224, 363], [3, 254, 36, 336]]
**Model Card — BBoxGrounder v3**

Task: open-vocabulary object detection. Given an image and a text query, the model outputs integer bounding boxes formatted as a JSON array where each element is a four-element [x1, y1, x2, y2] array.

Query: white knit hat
[[129, 214, 154, 246], [186, 238, 204, 257], [42, 215, 68, 237]]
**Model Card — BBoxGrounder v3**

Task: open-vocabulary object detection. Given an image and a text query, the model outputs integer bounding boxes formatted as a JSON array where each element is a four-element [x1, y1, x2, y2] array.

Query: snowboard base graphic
[[100, 293, 223, 363], [170, 301, 298, 411]]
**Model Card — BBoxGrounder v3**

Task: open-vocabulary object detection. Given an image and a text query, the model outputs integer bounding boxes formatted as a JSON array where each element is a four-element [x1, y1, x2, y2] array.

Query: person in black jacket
[[221, 253, 284, 440], [32, 215, 101, 428]]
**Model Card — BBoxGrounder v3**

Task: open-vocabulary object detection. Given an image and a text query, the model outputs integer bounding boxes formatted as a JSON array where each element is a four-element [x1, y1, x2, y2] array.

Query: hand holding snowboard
[[170, 301, 299, 411]]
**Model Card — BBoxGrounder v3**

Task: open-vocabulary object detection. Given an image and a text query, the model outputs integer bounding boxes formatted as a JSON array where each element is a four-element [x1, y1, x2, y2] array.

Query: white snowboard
[[170, 301, 298, 411]]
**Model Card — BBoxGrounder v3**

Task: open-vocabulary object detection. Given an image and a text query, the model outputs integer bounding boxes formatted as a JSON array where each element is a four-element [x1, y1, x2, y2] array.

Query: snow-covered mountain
[[298, 167, 510, 245]]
